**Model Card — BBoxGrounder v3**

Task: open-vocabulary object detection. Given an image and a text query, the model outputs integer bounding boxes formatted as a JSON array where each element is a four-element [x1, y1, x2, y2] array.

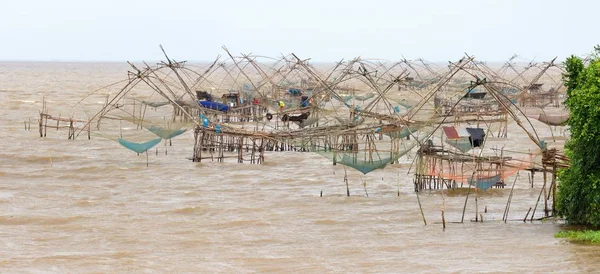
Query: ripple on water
[[0, 215, 86, 226], [0, 63, 598, 273], [168, 206, 207, 215]]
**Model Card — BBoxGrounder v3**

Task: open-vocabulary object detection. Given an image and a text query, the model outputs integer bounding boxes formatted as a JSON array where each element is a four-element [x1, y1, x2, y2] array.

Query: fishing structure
[[33, 47, 572, 223]]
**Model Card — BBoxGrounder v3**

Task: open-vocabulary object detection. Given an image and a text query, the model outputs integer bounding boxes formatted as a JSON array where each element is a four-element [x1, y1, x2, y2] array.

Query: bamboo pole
[[531, 174, 548, 222], [503, 172, 519, 222], [362, 176, 369, 198], [343, 166, 350, 197], [416, 188, 427, 225], [461, 178, 473, 223], [552, 165, 557, 215], [475, 196, 479, 222], [441, 186, 446, 230], [543, 165, 548, 217], [524, 207, 532, 222]]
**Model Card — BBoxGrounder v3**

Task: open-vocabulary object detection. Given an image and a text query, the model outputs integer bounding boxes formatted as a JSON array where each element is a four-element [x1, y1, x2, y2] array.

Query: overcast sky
[[1, 0, 596, 62]]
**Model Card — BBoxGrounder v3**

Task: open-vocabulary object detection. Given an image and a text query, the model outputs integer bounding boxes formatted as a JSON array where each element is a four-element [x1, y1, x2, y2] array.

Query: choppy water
[[0, 62, 598, 273]]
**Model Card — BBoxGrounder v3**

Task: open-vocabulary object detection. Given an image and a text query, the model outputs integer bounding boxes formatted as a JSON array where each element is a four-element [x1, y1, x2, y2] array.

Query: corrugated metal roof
[[442, 126, 459, 140]]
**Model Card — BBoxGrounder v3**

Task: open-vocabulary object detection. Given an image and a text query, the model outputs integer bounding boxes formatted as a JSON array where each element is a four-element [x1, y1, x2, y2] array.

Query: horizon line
[[0, 58, 567, 64]]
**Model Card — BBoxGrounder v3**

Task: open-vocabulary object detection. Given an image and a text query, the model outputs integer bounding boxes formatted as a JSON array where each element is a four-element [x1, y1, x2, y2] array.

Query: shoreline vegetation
[[554, 46, 600, 244], [555, 46, 600, 243], [555, 230, 600, 244]]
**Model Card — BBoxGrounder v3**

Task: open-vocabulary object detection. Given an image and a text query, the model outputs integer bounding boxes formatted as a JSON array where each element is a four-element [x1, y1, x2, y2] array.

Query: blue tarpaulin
[[288, 88, 302, 96], [198, 100, 229, 112]]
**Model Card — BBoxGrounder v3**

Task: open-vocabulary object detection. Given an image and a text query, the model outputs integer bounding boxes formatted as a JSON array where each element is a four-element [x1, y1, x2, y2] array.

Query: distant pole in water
[[524, 207, 532, 223], [441, 187, 446, 230], [416, 189, 427, 225], [531, 170, 548, 222], [362, 176, 369, 198], [344, 166, 350, 197], [475, 197, 479, 222], [461, 174, 474, 223], [503, 172, 519, 222], [397, 174, 400, 197]]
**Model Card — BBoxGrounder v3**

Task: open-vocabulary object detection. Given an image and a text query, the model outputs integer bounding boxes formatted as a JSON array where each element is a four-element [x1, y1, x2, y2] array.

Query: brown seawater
[[0, 62, 598, 273]]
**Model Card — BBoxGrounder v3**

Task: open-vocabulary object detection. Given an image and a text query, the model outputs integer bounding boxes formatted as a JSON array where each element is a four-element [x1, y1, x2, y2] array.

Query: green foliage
[[562, 56, 583, 100], [557, 46, 600, 226], [555, 230, 600, 244]]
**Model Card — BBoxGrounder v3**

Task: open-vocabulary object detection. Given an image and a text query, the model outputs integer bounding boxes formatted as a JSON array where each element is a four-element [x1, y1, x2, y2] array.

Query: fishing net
[[118, 138, 162, 154], [338, 153, 401, 174], [421, 152, 537, 190], [445, 138, 473, 153], [384, 125, 423, 139], [147, 125, 187, 140], [314, 131, 426, 174], [530, 113, 569, 126], [467, 174, 502, 190], [115, 115, 192, 139], [141, 101, 170, 108]]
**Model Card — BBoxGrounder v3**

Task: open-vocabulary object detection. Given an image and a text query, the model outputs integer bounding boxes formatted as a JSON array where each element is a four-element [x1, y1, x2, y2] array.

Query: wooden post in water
[[39, 113, 43, 137], [543, 165, 548, 217], [503, 173, 519, 222], [528, 172, 533, 188], [441, 188, 446, 230], [531, 175, 548, 222], [475, 196, 479, 222], [397, 174, 400, 197], [344, 166, 350, 197], [362, 176, 369, 198], [461, 182, 472, 223], [416, 189, 427, 225], [524, 207, 532, 222], [552, 165, 557, 215]]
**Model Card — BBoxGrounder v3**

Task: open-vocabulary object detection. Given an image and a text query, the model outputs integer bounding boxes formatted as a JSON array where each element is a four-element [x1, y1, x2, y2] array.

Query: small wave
[[73, 200, 95, 207], [0, 215, 85, 225], [313, 219, 340, 225], [0, 153, 75, 165], [209, 219, 269, 229], [108, 251, 136, 259], [170, 206, 206, 215], [70, 166, 126, 174], [444, 188, 505, 197], [183, 191, 202, 197]]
